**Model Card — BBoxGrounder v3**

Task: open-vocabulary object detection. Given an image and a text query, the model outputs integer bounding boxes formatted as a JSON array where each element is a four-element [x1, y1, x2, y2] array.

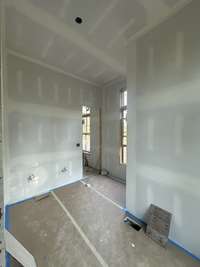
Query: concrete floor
[[9, 174, 200, 267], [83, 169, 126, 208]]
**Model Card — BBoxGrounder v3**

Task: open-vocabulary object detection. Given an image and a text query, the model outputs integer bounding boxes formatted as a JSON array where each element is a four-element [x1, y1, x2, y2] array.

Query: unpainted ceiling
[[6, 0, 191, 86]]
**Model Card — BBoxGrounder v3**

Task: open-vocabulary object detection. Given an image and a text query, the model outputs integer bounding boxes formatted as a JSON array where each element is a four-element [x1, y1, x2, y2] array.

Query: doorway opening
[[82, 105, 91, 175]]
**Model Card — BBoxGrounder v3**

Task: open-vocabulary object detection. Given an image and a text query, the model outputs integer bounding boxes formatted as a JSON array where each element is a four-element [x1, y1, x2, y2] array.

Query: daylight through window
[[82, 106, 91, 152], [120, 89, 127, 164]]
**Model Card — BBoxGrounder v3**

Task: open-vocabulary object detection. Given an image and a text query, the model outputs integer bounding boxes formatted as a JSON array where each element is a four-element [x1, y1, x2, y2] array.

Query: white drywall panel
[[5, 54, 100, 205], [102, 80, 126, 181], [126, 0, 200, 258]]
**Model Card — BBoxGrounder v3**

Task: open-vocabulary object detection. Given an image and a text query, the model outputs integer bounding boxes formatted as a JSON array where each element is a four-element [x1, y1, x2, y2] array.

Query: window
[[120, 89, 127, 164], [82, 106, 91, 152]]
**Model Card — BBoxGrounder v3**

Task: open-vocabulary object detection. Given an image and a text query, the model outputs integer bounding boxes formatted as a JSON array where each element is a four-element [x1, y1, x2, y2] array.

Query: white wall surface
[[102, 80, 126, 181], [5, 55, 100, 205], [126, 0, 200, 258]]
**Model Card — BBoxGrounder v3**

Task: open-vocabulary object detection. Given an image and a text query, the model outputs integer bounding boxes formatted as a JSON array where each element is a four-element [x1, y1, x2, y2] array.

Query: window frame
[[82, 106, 91, 153], [120, 89, 127, 165]]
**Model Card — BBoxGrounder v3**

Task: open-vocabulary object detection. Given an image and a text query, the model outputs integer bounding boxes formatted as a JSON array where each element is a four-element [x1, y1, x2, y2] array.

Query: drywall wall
[[126, 0, 200, 258], [102, 80, 126, 181], [5, 54, 100, 204]]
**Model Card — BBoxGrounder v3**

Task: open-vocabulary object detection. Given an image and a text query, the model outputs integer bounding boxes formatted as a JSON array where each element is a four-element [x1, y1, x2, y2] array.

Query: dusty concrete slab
[[9, 174, 200, 267], [83, 173, 126, 208], [55, 181, 200, 267], [9, 193, 102, 267]]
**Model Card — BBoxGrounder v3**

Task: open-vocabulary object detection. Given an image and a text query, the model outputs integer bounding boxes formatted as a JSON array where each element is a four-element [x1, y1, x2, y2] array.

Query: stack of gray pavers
[[146, 204, 172, 247]]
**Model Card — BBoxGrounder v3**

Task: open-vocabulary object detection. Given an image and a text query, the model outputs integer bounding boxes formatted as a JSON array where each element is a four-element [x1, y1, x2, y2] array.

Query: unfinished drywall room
[[0, 0, 200, 266]]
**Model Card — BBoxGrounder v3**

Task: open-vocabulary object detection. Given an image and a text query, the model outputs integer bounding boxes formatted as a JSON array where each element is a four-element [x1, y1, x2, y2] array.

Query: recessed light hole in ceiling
[[75, 17, 83, 24]]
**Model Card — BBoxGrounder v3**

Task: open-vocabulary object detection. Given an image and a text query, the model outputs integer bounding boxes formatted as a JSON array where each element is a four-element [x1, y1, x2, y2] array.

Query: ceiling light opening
[[75, 17, 83, 24]]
